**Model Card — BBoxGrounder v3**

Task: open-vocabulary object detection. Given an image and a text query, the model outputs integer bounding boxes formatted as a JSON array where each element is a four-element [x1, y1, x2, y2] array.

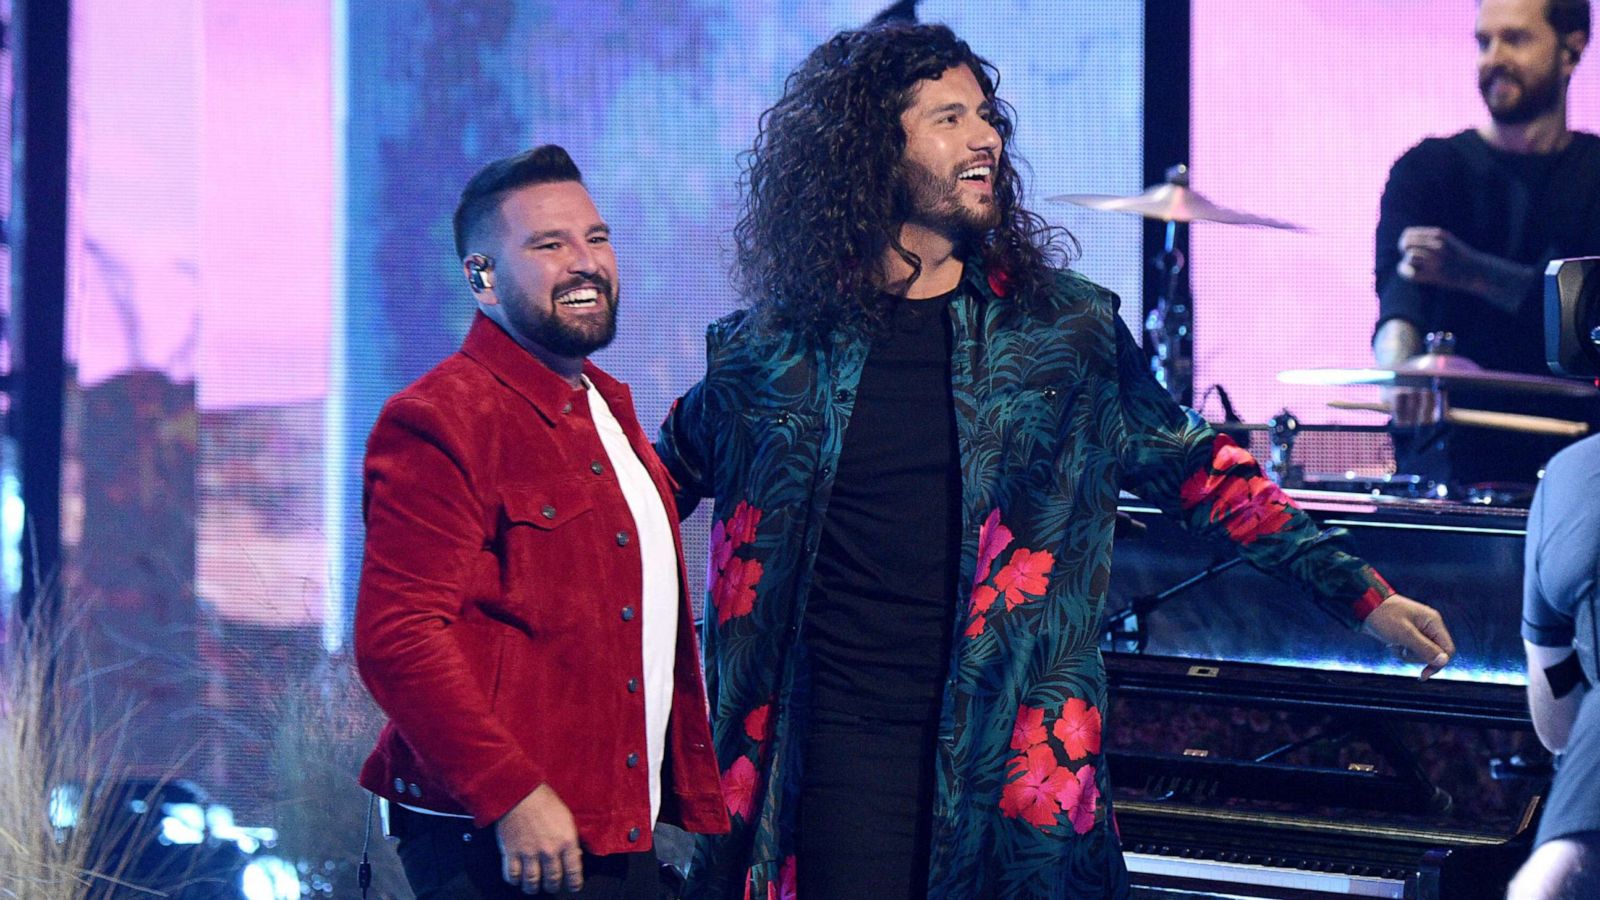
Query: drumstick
[[1327, 400, 1590, 437]]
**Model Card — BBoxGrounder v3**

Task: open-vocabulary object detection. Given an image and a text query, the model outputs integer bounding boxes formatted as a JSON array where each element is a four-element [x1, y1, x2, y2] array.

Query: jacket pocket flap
[[501, 483, 595, 530]]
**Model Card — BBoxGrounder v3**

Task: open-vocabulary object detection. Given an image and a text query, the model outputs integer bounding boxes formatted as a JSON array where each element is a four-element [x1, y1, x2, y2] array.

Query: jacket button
[[561, 402, 573, 414], [542, 505, 556, 520], [834, 388, 851, 402], [393, 778, 405, 793], [408, 783, 422, 798], [628, 826, 641, 842], [591, 461, 605, 475], [616, 531, 631, 546], [818, 465, 832, 478], [626, 752, 640, 768], [627, 678, 640, 693], [621, 606, 636, 621]]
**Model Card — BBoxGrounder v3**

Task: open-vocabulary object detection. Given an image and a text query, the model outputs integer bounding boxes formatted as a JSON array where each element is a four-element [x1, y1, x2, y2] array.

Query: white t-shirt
[[587, 379, 679, 826]]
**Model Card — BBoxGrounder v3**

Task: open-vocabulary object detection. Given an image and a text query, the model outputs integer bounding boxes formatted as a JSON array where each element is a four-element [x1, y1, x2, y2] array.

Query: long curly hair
[[734, 22, 1076, 338]]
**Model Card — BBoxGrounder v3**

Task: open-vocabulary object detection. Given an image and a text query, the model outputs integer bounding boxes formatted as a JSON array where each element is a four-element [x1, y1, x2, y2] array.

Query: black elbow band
[[1544, 654, 1591, 699]]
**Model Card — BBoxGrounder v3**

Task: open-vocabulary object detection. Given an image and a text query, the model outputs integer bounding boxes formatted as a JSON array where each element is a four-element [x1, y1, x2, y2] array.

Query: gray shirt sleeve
[[1521, 435, 1600, 647]]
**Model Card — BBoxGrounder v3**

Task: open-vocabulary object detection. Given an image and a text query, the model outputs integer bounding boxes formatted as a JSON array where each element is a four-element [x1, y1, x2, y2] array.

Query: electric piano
[[1105, 491, 1548, 899]]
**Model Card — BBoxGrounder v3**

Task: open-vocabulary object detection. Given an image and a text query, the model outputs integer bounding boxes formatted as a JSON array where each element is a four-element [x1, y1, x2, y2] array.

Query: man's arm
[[1372, 318, 1433, 426], [1521, 462, 1588, 752], [1525, 641, 1587, 752], [1372, 317, 1422, 368], [1373, 148, 1445, 425], [1112, 317, 1454, 676], [354, 397, 545, 822], [656, 378, 717, 519], [1393, 225, 1540, 314]]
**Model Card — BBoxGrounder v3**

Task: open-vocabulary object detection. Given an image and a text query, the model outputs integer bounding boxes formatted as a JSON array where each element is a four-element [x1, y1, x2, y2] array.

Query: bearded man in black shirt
[[1373, 0, 1600, 486]]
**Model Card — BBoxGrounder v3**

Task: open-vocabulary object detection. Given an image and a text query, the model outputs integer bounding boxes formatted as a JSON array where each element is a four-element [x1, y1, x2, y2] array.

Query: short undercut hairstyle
[[1546, 0, 1591, 43], [452, 145, 584, 258]]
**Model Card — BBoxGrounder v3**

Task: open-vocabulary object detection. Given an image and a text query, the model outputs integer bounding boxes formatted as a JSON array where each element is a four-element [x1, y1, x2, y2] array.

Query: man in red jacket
[[354, 145, 728, 898]]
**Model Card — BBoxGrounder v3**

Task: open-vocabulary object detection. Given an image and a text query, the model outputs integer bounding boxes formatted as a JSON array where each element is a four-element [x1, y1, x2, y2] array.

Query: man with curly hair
[[658, 22, 1456, 899]]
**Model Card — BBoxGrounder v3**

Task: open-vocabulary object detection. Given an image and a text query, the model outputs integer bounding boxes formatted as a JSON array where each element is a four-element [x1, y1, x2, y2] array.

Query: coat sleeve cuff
[[1349, 568, 1395, 622], [457, 757, 547, 829]]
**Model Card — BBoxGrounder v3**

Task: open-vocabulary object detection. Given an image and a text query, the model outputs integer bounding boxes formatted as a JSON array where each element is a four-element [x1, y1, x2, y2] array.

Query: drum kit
[[1049, 172, 1598, 502]]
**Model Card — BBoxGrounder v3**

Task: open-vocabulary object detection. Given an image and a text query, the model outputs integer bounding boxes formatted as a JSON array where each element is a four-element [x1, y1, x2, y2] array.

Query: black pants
[[795, 710, 940, 899], [391, 806, 665, 900]]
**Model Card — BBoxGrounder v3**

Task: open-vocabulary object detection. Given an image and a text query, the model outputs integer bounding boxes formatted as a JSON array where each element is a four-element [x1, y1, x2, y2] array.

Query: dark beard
[[1480, 60, 1563, 125], [507, 275, 619, 359], [896, 158, 1001, 239]]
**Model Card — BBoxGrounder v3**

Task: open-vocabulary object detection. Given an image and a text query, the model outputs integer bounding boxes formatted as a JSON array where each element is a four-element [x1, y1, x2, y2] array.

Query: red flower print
[[965, 584, 1000, 638], [1178, 466, 1225, 511], [970, 584, 999, 615], [710, 519, 734, 573], [744, 703, 772, 742], [777, 856, 797, 900], [1178, 436, 1297, 545], [714, 557, 763, 624], [728, 500, 763, 547], [1011, 704, 1048, 751], [994, 548, 1055, 610], [1052, 698, 1102, 760], [1353, 572, 1393, 620], [1211, 433, 1255, 470], [1059, 763, 1100, 835], [976, 509, 1014, 583], [1000, 745, 1072, 828], [721, 756, 759, 822], [1178, 434, 1256, 510], [987, 266, 1013, 298], [1211, 477, 1294, 545], [964, 614, 987, 639]]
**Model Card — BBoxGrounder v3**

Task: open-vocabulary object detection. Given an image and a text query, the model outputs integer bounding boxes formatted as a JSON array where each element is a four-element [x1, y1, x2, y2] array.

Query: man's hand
[[497, 784, 583, 894], [1395, 226, 1535, 312], [1396, 226, 1476, 290], [1383, 388, 1439, 430], [1370, 319, 1435, 428], [1361, 594, 1456, 680]]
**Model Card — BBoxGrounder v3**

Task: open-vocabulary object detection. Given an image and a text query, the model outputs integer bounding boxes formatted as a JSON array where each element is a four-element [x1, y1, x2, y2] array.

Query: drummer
[[1372, 0, 1600, 488]]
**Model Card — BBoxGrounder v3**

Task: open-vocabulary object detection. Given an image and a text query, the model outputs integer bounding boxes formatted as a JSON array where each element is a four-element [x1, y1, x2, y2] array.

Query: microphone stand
[[1101, 553, 1249, 654]]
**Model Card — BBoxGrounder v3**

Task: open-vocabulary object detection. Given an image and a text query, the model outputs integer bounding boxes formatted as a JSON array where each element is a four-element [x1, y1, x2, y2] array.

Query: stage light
[[240, 856, 302, 900], [158, 802, 206, 845], [48, 784, 81, 829]]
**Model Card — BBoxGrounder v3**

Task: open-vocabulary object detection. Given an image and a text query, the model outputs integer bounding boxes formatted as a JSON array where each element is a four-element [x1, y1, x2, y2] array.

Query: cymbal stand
[[1268, 409, 1303, 487], [1144, 164, 1193, 405]]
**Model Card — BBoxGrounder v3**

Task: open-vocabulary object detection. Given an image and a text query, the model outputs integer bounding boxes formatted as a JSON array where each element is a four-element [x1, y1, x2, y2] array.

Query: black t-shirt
[[1375, 130, 1600, 483], [804, 289, 963, 724]]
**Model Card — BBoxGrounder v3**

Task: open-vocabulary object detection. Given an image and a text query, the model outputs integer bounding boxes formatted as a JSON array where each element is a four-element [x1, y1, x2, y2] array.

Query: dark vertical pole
[[1143, 0, 1191, 398], [11, 0, 70, 619]]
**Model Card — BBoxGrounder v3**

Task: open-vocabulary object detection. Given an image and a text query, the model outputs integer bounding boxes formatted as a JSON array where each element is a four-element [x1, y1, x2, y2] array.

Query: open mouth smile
[[957, 164, 993, 186], [555, 286, 602, 308]]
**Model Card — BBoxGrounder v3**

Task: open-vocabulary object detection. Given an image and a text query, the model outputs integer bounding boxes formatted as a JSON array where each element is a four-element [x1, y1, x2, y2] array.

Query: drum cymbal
[[1047, 182, 1304, 230], [1279, 353, 1600, 397]]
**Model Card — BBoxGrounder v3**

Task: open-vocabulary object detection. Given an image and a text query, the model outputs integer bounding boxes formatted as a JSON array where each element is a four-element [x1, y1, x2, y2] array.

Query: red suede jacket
[[355, 314, 728, 854]]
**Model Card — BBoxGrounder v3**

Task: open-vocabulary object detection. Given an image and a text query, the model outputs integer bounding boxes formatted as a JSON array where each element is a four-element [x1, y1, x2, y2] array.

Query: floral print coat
[[656, 261, 1394, 898]]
